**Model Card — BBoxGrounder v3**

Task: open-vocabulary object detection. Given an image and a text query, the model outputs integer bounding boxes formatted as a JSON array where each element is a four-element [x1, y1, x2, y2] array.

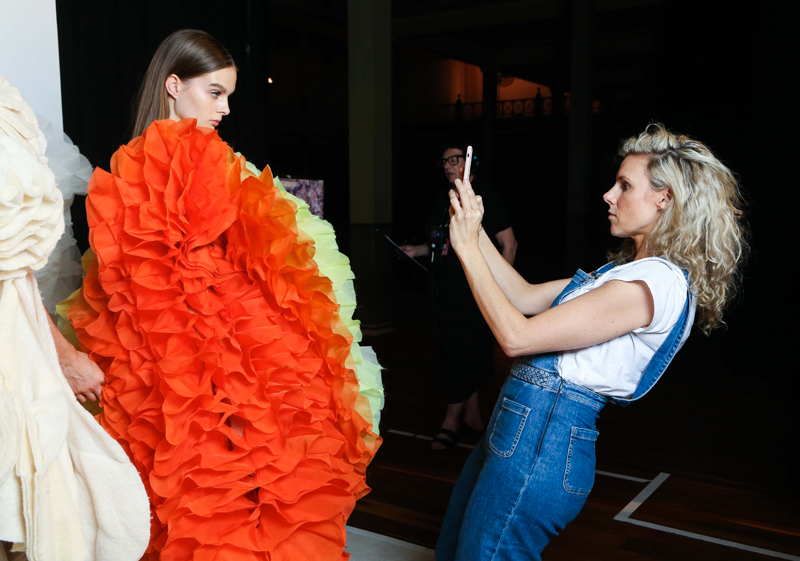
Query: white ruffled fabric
[[0, 137, 64, 280], [0, 76, 47, 163], [33, 115, 91, 313], [0, 74, 149, 561]]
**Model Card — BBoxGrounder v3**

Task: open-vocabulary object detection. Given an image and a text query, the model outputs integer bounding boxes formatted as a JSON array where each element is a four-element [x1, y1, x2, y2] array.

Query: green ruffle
[[242, 159, 384, 435]]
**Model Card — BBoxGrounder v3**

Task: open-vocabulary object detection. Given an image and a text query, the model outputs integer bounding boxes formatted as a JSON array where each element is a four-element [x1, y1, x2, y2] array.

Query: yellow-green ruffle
[[242, 159, 384, 434]]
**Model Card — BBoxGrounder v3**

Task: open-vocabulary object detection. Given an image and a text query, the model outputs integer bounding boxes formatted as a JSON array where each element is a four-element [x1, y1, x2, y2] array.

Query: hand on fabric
[[448, 174, 484, 255], [60, 348, 105, 403]]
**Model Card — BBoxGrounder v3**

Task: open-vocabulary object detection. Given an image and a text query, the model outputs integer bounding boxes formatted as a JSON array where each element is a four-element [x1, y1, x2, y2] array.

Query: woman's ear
[[657, 188, 673, 210], [165, 74, 181, 100]]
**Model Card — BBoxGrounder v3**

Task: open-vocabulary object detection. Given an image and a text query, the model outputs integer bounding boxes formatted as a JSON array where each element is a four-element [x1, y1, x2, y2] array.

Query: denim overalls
[[436, 262, 693, 561]]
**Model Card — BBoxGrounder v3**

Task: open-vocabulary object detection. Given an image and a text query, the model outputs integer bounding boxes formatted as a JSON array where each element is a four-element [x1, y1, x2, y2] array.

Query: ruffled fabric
[[0, 136, 64, 280], [0, 75, 47, 163], [33, 114, 92, 313], [67, 119, 381, 560], [240, 159, 384, 434]]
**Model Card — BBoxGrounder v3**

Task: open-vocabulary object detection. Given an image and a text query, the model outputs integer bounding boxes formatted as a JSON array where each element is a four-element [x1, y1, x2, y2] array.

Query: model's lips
[[210, 120, 220, 127]]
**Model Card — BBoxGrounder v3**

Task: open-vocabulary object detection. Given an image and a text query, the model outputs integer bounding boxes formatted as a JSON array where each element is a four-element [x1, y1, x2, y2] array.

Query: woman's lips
[[210, 120, 220, 127]]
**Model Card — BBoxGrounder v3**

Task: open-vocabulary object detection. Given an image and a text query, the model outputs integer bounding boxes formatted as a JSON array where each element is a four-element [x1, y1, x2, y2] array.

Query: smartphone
[[463, 145, 473, 183]]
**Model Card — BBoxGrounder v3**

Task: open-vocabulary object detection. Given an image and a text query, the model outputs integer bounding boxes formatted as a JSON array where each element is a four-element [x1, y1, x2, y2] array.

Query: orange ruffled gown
[[66, 119, 381, 561]]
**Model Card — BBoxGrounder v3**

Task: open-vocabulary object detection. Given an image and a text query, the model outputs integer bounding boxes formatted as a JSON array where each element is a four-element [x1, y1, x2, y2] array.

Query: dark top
[[425, 183, 512, 323]]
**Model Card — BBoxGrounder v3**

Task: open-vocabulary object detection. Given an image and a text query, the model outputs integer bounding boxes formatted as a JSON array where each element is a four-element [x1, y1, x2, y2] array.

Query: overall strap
[[515, 263, 619, 375], [611, 268, 693, 406], [551, 262, 617, 308]]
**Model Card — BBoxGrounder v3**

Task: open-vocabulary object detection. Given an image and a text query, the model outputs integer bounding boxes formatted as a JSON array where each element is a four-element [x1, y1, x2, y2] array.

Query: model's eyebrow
[[208, 83, 227, 93], [617, 174, 632, 183]]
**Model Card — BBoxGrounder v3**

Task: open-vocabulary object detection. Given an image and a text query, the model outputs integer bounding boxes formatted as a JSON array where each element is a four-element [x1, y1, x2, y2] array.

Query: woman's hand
[[46, 305, 105, 402], [448, 173, 484, 255], [59, 347, 105, 403]]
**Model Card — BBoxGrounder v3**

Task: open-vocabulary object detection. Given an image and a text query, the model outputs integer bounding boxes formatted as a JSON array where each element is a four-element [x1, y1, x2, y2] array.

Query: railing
[[407, 96, 604, 124]]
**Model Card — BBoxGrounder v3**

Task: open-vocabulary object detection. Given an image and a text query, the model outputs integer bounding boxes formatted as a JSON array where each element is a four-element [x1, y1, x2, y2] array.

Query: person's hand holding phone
[[449, 146, 484, 256]]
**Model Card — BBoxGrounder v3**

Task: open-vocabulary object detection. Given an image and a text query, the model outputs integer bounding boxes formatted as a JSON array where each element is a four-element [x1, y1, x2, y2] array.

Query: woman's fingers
[[449, 188, 463, 217], [455, 178, 478, 211]]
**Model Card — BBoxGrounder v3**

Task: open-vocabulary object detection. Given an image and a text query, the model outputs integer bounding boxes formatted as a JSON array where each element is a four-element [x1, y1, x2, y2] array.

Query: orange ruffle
[[68, 119, 379, 561]]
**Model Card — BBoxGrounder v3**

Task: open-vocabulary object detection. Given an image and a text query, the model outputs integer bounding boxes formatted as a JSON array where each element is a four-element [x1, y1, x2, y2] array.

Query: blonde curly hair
[[608, 123, 748, 335]]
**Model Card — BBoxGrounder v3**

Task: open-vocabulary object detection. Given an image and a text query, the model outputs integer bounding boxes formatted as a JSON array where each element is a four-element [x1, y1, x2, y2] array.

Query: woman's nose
[[603, 187, 615, 205]]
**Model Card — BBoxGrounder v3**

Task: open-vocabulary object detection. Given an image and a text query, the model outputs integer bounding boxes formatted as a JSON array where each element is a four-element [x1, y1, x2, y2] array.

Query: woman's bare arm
[[477, 227, 569, 316], [449, 179, 653, 357], [46, 310, 104, 402]]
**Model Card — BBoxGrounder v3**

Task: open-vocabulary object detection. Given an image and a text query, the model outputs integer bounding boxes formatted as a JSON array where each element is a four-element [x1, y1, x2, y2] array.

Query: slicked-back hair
[[132, 29, 235, 138]]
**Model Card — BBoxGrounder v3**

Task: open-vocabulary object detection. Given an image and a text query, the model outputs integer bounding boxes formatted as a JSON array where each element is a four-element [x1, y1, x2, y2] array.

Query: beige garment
[[0, 74, 150, 561], [0, 274, 149, 561]]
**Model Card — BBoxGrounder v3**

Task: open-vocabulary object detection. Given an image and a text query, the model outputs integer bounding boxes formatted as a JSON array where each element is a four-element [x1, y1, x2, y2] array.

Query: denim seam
[[562, 393, 604, 412], [563, 428, 598, 496]]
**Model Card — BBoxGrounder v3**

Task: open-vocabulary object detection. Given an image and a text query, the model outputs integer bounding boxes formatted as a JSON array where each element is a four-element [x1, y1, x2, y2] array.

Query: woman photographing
[[436, 124, 746, 560]]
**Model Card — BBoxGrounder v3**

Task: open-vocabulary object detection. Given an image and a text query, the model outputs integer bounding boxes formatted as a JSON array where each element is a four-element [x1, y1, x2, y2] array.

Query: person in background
[[401, 139, 517, 452]]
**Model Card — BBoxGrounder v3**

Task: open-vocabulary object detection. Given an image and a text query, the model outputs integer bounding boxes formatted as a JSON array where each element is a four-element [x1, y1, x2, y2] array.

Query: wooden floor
[[349, 286, 800, 560]]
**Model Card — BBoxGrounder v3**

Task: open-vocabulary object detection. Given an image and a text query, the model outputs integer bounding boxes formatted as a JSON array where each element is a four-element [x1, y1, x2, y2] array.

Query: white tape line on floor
[[614, 473, 800, 561]]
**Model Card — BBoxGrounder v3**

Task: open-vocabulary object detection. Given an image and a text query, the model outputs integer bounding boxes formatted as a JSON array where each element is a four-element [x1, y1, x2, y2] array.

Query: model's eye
[[211, 91, 221, 98], [621, 182, 630, 190]]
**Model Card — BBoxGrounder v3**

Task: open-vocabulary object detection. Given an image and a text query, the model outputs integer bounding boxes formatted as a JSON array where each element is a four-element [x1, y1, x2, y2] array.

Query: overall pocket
[[563, 426, 599, 495], [488, 398, 530, 458]]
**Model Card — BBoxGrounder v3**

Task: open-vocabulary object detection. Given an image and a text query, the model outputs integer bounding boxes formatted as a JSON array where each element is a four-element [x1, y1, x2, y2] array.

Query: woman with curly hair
[[436, 123, 747, 560], [58, 29, 383, 561]]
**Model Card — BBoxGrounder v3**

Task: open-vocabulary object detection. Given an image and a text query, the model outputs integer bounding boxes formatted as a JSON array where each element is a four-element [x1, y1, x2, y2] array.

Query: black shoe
[[430, 428, 459, 453]]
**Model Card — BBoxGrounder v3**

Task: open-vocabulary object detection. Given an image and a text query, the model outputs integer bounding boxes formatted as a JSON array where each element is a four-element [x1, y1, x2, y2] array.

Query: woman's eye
[[211, 91, 221, 98]]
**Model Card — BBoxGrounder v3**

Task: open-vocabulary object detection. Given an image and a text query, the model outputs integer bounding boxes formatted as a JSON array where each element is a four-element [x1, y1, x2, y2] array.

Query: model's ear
[[165, 74, 181, 100], [657, 187, 673, 210]]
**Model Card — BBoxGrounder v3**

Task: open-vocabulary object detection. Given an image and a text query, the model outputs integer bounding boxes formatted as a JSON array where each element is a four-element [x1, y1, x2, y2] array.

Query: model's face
[[603, 155, 670, 248], [442, 148, 465, 184], [167, 67, 237, 129]]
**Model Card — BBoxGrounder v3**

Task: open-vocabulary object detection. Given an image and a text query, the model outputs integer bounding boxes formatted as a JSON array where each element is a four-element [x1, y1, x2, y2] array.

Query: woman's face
[[603, 155, 670, 249], [166, 66, 237, 129]]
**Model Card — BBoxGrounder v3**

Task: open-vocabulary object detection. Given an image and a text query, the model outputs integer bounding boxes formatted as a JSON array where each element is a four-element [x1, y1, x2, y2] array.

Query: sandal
[[430, 428, 459, 453]]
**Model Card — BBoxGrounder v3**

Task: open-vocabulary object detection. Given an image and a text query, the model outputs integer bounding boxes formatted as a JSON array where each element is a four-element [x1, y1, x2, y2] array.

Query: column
[[565, 0, 593, 268], [347, 0, 394, 336]]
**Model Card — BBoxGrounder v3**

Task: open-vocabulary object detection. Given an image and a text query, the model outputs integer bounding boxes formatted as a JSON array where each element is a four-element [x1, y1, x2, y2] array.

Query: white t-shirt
[[557, 258, 696, 397]]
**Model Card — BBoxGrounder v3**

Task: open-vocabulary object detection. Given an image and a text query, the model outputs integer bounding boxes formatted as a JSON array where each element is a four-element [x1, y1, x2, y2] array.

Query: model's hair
[[132, 29, 235, 138], [608, 123, 748, 335]]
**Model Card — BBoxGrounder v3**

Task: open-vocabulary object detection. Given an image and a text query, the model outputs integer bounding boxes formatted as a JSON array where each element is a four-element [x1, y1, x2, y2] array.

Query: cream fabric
[[0, 74, 149, 561], [0, 76, 47, 163], [0, 136, 64, 281]]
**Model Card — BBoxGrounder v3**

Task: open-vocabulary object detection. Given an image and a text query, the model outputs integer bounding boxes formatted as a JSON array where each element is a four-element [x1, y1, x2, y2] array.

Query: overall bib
[[436, 262, 693, 561]]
